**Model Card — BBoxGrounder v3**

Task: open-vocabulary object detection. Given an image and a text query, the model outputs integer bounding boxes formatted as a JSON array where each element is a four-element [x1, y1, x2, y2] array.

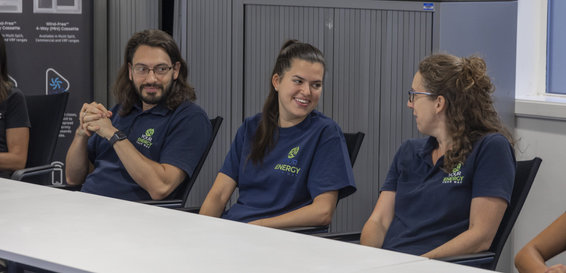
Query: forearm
[[65, 130, 91, 185], [515, 245, 548, 273], [422, 228, 492, 259], [360, 219, 389, 248], [112, 139, 182, 200], [0, 152, 27, 170], [249, 202, 334, 229], [199, 195, 228, 217]]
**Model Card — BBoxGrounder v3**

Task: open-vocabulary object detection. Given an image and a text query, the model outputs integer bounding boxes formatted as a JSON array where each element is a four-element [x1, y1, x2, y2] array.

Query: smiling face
[[272, 58, 324, 128], [129, 45, 180, 111]]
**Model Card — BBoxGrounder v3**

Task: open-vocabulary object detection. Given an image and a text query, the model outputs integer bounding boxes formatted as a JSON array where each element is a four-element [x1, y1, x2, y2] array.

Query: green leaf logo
[[288, 146, 300, 159]]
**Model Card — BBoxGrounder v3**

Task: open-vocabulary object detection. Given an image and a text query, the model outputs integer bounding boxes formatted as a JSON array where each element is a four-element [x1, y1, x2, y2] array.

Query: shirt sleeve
[[219, 120, 248, 184], [306, 124, 356, 199], [159, 106, 211, 178], [380, 141, 409, 192], [5, 88, 30, 129], [471, 134, 516, 203]]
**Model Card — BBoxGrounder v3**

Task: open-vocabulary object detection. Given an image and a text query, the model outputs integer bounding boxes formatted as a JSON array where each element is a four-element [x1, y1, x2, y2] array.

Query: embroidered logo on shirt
[[288, 146, 299, 158], [274, 146, 301, 176], [136, 128, 154, 148], [442, 162, 464, 184]]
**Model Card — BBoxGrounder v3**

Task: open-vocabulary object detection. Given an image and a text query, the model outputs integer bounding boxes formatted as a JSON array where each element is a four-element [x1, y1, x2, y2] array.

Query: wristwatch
[[109, 130, 127, 146]]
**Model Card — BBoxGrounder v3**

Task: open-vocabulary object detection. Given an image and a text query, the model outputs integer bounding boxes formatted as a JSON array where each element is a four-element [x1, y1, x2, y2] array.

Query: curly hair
[[418, 53, 514, 172], [112, 29, 195, 116], [248, 40, 325, 165]]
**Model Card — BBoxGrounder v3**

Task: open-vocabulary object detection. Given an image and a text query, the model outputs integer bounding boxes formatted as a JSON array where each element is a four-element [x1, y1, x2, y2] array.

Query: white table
[[0, 179, 495, 273]]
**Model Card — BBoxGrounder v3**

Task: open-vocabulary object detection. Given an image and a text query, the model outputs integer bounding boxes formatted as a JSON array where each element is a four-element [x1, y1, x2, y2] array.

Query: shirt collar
[[132, 102, 170, 116], [417, 136, 439, 166]]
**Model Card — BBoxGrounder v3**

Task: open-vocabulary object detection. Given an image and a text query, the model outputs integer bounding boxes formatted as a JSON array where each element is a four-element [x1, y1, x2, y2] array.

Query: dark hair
[[113, 29, 195, 116], [0, 34, 13, 102], [418, 53, 514, 172], [248, 40, 325, 165]]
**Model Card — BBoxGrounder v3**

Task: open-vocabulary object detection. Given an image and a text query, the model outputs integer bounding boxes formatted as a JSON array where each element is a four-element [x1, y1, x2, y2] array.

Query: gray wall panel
[[244, 5, 331, 118], [174, 0, 233, 207], [107, 0, 159, 106]]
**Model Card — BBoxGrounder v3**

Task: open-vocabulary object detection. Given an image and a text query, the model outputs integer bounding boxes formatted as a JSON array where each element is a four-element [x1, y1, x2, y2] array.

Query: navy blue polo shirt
[[381, 133, 515, 255], [81, 101, 211, 201], [220, 110, 356, 223]]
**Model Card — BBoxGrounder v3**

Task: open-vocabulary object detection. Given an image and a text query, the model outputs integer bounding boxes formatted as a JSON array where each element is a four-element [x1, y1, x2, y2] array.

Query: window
[[546, 0, 566, 94]]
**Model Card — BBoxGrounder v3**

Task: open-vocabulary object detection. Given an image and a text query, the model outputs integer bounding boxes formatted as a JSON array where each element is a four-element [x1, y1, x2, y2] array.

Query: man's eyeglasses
[[132, 64, 174, 77], [407, 89, 433, 103]]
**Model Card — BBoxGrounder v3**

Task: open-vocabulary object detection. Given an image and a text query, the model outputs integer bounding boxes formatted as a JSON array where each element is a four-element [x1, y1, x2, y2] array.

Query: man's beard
[[137, 78, 174, 105]]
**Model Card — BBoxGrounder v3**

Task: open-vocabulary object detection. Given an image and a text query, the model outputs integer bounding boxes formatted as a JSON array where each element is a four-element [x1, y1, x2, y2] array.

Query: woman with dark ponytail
[[200, 40, 356, 228], [361, 53, 515, 259], [0, 34, 30, 178]]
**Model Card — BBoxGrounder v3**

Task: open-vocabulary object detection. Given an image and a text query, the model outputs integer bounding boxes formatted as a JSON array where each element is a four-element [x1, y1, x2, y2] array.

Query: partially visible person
[[515, 212, 566, 273], [65, 29, 211, 201], [360, 53, 515, 259], [0, 34, 30, 178], [200, 40, 356, 229]]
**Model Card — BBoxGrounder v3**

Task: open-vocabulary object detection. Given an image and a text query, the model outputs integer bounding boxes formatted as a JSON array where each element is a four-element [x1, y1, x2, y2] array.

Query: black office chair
[[438, 157, 542, 269], [142, 116, 223, 208], [318, 157, 543, 270], [11, 92, 69, 184]]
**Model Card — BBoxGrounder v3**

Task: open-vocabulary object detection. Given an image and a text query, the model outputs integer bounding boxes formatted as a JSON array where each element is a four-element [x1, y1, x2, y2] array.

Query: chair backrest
[[343, 132, 365, 167], [176, 116, 223, 206], [25, 92, 69, 168], [489, 157, 542, 270]]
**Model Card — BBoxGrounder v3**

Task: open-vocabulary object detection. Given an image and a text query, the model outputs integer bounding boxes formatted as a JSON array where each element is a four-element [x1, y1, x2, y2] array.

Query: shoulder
[[1, 88, 27, 110], [238, 113, 261, 134], [6, 88, 25, 102], [399, 137, 429, 153], [474, 133, 512, 151], [172, 101, 209, 121], [308, 110, 342, 135]]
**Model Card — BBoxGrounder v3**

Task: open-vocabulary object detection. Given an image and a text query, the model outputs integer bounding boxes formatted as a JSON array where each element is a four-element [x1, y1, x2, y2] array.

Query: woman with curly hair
[[360, 53, 515, 258]]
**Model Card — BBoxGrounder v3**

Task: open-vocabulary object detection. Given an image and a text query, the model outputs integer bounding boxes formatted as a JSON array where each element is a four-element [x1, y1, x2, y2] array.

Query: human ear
[[272, 73, 280, 92], [435, 95, 446, 113], [128, 63, 133, 81]]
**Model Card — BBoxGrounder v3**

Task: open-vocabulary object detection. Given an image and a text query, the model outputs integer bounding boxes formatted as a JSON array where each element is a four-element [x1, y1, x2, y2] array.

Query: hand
[[79, 102, 112, 137], [84, 116, 116, 140], [546, 264, 566, 273]]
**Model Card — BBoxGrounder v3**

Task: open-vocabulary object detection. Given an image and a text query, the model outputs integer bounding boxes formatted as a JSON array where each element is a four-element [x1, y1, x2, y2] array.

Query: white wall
[[511, 0, 566, 272]]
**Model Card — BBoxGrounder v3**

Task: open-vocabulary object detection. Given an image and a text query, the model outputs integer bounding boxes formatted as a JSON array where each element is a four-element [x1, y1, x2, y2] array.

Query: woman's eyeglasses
[[407, 89, 433, 103]]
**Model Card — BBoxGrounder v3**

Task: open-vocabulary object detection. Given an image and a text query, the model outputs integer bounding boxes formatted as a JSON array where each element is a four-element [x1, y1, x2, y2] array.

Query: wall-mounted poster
[[0, 0, 92, 184]]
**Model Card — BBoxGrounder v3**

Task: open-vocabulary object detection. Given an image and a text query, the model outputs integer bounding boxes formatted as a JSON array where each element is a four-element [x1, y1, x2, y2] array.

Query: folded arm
[[422, 196, 507, 259], [248, 190, 338, 229]]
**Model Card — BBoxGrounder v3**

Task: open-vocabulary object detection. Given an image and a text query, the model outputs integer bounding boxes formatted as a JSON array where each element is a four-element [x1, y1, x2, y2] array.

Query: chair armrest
[[48, 184, 83, 191], [140, 199, 183, 209], [315, 231, 361, 243], [11, 163, 61, 181], [437, 251, 495, 263], [175, 206, 201, 213], [283, 225, 330, 234]]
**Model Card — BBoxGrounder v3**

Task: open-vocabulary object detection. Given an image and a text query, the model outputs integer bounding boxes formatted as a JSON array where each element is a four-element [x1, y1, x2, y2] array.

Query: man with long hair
[[65, 29, 211, 201]]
